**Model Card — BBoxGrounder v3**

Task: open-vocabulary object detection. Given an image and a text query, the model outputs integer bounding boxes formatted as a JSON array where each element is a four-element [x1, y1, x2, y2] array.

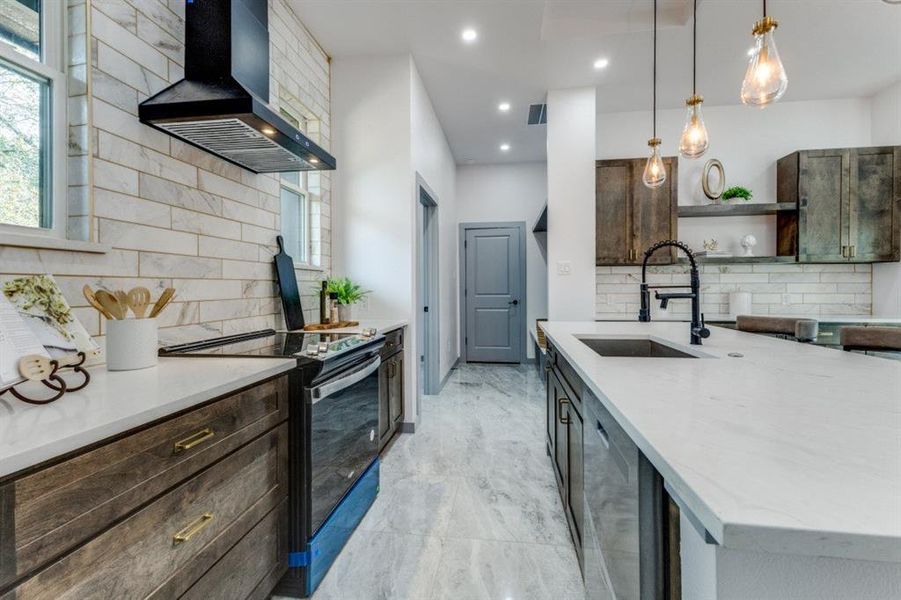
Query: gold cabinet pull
[[172, 512, 213, 546], [173, 427, 215, 454]]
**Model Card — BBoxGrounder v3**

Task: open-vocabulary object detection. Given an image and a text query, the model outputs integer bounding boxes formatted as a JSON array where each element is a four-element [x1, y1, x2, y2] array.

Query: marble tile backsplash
[[1, 0, 332, 350], [596, 262, 873, 320]]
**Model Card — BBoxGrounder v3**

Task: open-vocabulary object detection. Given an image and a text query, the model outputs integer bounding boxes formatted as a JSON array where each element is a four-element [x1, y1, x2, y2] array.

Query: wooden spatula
[[149, 287, 176, 318], [19, 354, 82, 381], [83, 285, 115, 320], [95, 290, 126, 319], [127, 286, 151, 318]]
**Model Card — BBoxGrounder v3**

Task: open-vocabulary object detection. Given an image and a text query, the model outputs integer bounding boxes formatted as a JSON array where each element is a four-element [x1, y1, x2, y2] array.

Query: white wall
[[456, 162, 549, 358], [548, 87, 597, 321], [410, 60, 459, 378], [332, 55, 413, 319], [333, 54, 460, 422], [597, 98, 873, 256], [871, 81, 901, 317]]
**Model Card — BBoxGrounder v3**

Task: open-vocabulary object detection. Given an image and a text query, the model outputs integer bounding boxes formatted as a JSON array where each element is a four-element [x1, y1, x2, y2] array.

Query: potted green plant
[[325, 277, 370, 322], [722, 186, 753, 202]]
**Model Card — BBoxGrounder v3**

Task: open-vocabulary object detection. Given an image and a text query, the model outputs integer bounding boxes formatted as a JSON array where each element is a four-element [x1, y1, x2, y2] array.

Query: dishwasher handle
[[311, 355, 381, 404]]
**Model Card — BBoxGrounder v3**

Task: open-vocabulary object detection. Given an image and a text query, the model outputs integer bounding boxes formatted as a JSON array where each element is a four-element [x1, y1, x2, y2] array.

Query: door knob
[[508, 299, 519, 305]]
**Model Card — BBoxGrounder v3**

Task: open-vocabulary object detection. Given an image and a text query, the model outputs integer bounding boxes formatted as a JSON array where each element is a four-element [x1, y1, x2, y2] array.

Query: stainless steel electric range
[[160, 328, 385, 597]]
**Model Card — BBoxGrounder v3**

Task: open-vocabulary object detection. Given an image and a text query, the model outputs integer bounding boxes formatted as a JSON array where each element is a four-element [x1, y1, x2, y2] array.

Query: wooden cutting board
[[302, 321, 359, 332], [274, 235, 306, 331]]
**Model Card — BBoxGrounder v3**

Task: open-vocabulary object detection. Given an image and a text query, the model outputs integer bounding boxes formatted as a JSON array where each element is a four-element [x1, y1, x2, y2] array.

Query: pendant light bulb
[[679, 96, 709, 159], [741, 15, 788, 107], [643, 138, 666, 189]]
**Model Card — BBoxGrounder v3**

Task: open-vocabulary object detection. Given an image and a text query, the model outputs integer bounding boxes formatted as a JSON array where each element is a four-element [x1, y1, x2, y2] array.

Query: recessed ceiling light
[[498, 102, 510, 112], [593, 58, 609, 70], [500, 143, 510, 152], [461, 28, 477, 43]]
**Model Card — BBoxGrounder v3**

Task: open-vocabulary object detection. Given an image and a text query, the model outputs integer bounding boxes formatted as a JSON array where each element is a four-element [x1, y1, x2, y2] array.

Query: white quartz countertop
[[597, 314, 901, 324], [541, 320, 901, 562], [0, 357, 296, 480]]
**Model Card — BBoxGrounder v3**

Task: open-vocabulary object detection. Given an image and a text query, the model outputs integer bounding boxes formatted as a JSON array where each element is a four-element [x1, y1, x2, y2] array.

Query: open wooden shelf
[[677, 255, 797, 265], [678, 202, 796, 218]]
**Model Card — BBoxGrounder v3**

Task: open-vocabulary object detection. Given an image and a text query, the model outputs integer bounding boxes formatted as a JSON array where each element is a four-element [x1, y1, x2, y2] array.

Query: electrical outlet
[[557, 261, 572, 275]]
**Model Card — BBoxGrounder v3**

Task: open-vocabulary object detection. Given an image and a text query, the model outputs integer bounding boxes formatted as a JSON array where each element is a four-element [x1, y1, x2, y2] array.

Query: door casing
[[458, 221, 527, 364]]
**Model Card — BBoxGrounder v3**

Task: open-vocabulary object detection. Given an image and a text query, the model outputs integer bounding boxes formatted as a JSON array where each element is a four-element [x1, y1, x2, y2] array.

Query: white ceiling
[[290, 0, 901, 165]]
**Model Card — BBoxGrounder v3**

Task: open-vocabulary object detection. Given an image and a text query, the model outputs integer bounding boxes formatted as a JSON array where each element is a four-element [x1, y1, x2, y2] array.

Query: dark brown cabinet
[[0, 376, 290, 599], [777, 146, 901, 263], [378, 328, 405, 452], [596, 157, 678, 265]]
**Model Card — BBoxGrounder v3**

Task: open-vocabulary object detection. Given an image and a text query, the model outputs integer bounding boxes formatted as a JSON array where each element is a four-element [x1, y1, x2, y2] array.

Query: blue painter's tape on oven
[[305, 458, 380, 596]]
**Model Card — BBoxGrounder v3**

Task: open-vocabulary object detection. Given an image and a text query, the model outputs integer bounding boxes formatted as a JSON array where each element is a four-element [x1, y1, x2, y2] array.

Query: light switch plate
[[557, 261, 572, 275]]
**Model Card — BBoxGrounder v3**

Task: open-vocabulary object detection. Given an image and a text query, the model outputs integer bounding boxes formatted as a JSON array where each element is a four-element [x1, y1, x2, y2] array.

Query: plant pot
[[337, 303, 352, 323]]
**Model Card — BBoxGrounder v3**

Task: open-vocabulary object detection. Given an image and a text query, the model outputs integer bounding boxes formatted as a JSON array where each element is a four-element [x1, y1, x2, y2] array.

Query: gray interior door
[[464, 226, 524, 363]]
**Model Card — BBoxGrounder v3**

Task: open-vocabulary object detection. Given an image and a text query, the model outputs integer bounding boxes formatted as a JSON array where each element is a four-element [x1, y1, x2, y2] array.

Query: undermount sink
[[577, 337, 700, 359]]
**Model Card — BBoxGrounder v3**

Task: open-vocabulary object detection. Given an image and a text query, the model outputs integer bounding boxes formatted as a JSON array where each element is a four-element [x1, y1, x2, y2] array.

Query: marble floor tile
[[428, 537, 585, 600], [309, 530, 444, 600], [302, 363, 584, 600]]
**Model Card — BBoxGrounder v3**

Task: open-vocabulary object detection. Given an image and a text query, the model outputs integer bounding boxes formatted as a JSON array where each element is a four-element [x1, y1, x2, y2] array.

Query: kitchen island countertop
[[541, 320, 901, 563]]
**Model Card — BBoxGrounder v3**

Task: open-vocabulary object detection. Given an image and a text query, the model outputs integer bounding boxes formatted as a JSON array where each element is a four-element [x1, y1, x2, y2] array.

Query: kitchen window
[[279, 108, 315, 266], [0, 0, 66, 236]]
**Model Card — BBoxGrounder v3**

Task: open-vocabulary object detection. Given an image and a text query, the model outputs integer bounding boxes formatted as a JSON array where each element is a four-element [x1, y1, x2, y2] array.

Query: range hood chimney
[[138, 0, 335, 173]]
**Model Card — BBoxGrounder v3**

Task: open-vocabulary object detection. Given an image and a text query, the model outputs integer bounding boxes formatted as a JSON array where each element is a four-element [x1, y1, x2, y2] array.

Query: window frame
[[278, 107, 314, 267], [0, 0, 68, 239]]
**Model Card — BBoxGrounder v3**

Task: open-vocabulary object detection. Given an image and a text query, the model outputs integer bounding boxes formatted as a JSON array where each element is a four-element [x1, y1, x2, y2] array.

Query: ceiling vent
[[528, 104, 547, 125]]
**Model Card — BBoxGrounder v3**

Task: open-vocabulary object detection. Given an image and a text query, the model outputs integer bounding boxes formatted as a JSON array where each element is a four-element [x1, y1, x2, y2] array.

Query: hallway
[[308, 364, 585, 600]]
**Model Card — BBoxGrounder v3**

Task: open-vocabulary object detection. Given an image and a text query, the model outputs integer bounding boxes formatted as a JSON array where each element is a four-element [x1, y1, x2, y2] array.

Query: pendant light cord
[[692, 0, 697, 95], [763, 0, 767, 18], [652, 0, 657, 138]]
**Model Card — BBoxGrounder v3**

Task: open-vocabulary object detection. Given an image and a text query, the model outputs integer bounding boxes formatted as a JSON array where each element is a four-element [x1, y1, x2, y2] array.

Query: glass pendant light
[[643, 0, 666, 189], [679, 0, 709, 158], [740, 0, 788, 107]]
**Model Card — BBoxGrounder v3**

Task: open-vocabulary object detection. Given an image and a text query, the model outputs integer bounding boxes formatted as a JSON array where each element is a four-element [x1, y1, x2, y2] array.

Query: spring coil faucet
[[638, 240, 711, 345]]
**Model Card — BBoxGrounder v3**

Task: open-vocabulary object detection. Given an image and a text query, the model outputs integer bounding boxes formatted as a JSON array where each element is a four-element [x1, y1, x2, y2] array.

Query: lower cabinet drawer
[[1, 376, 288, 591], [180, 501, 288, 600], [380, 328, 404, 357], [8, 425, 288, 600]]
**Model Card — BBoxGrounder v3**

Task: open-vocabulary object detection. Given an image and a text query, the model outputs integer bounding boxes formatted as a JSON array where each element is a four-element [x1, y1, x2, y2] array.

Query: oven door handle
[[311, 355, 381, 403]]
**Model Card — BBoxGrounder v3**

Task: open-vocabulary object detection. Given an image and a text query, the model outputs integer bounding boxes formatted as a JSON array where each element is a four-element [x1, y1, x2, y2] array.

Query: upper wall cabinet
[[777, 146, 901, 263], [596, 158, 678, 266]]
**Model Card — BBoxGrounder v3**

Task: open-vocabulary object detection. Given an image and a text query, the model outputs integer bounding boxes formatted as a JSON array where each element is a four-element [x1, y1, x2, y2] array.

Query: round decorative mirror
[[702, 159, 725, 200]]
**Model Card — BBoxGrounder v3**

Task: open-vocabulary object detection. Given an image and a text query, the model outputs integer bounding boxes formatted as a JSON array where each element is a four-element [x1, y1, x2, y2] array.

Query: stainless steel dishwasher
[[583, 388, 680, 600]]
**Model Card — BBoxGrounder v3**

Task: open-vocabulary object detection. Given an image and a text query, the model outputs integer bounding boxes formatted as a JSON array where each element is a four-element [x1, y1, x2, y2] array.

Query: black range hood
[[138, 0, 335, 173]]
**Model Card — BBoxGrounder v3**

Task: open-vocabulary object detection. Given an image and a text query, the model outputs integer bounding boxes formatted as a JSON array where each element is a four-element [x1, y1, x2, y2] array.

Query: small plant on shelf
[[722, 186, 753, 202]]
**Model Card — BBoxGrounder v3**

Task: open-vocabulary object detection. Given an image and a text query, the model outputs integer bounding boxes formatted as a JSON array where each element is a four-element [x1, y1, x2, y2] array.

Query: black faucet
[[638, 240, 711, 345]]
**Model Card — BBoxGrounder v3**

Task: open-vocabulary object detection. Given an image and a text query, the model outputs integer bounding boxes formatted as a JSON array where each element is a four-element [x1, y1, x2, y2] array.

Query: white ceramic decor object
[[106, 318, 158, 371], [740, 234, 757, 256]]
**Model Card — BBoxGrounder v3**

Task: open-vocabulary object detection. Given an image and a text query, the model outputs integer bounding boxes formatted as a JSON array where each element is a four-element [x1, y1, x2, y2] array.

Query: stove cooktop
[[159, 329, 382, 363]]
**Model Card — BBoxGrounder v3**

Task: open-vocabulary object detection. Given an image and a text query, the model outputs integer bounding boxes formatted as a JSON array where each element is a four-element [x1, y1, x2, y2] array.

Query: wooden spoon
[[127, 286, 151, 318], [95, 290, 125, 319], [114, 290, 129, 315], [82, 285, 114, 320], [19, 354, 82, 381], [149, 287, 176, 319]]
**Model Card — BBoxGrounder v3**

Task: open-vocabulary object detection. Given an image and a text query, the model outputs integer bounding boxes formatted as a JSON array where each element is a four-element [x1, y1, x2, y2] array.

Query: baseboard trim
[[438, 357, 460, 393]]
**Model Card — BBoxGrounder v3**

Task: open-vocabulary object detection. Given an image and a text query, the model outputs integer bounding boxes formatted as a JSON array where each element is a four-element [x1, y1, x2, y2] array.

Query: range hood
[[138, 0, 335, 173]]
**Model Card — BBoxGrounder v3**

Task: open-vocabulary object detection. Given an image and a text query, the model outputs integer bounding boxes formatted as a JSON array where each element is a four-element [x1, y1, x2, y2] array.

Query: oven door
[[307, 354, 381, 534]]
